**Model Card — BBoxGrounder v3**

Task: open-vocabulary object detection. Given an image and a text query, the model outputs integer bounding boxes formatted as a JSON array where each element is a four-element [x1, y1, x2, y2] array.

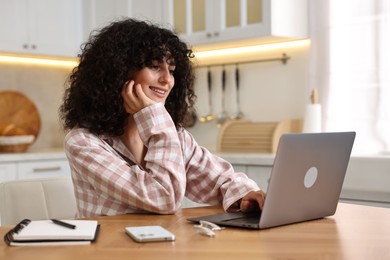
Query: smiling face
[[131, 57, 176, 103]]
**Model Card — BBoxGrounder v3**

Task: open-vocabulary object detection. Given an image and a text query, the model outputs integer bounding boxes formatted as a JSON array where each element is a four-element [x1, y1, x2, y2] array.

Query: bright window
[[310, 0, 390, 155]]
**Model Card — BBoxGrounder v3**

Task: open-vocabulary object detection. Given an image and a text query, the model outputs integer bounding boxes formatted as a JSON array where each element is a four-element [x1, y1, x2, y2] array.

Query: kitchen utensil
[[199, 68, 216, 122], [0, 90, 41, 141], [0, 135, 35, 153], [231, 65, 244, 120], [217, 67, 229, 127], [0, 90, 41, 153], [183, 108, 197, 128]]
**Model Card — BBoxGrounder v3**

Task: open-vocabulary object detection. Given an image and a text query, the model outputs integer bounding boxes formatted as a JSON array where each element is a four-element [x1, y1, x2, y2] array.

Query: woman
[[60, 18, 265, 218]]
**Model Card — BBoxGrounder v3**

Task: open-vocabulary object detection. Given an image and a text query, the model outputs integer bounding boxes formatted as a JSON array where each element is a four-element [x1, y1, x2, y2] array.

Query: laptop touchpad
[[222, 214, 260, 225]]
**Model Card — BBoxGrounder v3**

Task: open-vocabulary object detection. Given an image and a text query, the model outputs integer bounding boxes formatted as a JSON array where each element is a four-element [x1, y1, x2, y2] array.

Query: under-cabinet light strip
[[0, 39, 310, 68], [0, 55, 79, 68], [194, 39, 310, 59]]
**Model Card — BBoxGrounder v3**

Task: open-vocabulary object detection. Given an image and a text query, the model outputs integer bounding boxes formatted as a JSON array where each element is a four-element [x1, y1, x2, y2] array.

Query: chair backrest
[[0, 177, 77, 226]]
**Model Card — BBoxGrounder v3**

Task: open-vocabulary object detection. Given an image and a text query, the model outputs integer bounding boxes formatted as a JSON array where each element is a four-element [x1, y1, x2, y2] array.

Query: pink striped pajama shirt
[[64, 103, 260, 217]]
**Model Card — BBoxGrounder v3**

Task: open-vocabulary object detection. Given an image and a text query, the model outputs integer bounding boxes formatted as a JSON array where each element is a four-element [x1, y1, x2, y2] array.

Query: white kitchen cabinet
[[166, 0, 308, 49], [82, 0, 167, 42], [17, 159, 70, 180], [0, 163, 17, 183], [340, 157, 390, 208], [232, 164, 272, 191], [82, 0, 130, 41], [0, 152, 71, 183], [232, 164, 247, 173], [82, 0, 308, 51], [246, 165, 272, 191], [228, 155, 390, 209], [0, 0, 83, 57]]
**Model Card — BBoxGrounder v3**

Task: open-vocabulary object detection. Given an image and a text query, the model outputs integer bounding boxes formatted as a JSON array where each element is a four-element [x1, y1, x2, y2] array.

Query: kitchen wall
[[0, 44, 309, 151], [0, 63, 71, 150], [189, 45, 309, 151]]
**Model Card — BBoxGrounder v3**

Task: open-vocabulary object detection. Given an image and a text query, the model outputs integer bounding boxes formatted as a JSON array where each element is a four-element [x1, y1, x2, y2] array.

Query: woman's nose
[[159, 68, 172, 85]]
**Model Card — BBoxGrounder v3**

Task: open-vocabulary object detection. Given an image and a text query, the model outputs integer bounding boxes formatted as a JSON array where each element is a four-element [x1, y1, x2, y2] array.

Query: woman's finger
[[121, 80, 137, 113], [134, 84, 155, 107]]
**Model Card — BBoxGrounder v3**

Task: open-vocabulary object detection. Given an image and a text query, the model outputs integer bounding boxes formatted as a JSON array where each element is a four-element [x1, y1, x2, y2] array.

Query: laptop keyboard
[[222, 215, 260, 225]]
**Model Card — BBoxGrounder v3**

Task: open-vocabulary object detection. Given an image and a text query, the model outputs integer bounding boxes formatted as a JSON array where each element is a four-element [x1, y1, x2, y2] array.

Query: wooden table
[[1, 203, 389, 259]]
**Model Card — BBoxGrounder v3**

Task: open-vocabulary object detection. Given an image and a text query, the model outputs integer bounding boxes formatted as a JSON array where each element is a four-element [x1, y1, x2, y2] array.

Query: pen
[[51, 219, 76, 229]]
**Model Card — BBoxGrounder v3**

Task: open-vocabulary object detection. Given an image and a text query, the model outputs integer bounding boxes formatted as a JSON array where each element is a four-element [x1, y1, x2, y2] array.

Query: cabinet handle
[[206, 32, 219, 38], [23, 44, 28, 49], [33, 166, 61, 173], [31, 44, 37, 49]]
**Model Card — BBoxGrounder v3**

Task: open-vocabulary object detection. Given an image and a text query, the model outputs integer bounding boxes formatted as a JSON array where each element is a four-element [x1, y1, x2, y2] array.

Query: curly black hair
[[60, 18, 196, 136]]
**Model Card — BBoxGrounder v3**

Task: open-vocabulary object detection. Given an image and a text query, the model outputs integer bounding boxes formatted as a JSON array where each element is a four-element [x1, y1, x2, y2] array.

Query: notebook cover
[[4, 219, 100, 246]]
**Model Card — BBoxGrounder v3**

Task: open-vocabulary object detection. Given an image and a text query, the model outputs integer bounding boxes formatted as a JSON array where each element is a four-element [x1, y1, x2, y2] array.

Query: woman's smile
[[149, 86, 167, 96]]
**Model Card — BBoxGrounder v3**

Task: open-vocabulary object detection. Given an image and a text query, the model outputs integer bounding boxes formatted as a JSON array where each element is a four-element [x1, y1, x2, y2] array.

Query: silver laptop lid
[[260, 132, 355, 229]]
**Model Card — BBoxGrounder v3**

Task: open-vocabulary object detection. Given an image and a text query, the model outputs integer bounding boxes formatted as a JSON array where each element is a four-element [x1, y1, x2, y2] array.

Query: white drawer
[[17, 159, 70, 179], [0, 163, 17, 182]]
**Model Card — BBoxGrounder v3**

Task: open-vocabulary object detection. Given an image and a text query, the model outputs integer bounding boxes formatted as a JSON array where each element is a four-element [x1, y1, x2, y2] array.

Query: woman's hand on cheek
[[121, 80, 155, 114]]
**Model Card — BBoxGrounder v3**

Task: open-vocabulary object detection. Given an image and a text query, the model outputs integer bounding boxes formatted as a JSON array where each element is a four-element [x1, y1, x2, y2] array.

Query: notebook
[[4, 219, 100, 246], [188, 132, 356, 229]]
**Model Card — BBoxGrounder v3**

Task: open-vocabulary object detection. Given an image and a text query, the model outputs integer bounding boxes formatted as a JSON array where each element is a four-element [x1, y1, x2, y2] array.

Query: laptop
[[188, 131, 356, 229]]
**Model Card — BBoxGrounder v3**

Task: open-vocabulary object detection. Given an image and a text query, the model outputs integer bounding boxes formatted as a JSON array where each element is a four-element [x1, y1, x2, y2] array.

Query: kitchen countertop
[[0, 148, 276, 165], [1, 148, 388, 166], [1, 148, 388, 207], [0, 148, 67, 162], [216, 152, 275, 166]]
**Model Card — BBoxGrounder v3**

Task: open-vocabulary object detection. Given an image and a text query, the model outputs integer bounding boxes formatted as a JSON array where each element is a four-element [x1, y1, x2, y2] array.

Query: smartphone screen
[[125, 226, 176, 242]]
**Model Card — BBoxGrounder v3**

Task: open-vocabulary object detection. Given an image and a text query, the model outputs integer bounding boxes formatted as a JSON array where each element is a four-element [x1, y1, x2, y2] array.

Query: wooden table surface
[[1, 203, 389, 260]]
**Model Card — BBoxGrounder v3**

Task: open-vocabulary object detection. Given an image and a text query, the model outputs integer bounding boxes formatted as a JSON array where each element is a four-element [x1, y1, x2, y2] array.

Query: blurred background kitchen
[[0, 0, 389, 209]]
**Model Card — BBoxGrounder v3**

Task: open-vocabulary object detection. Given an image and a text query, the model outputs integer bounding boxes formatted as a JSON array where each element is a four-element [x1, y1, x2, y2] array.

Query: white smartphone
[[125, 226, 176, 242]]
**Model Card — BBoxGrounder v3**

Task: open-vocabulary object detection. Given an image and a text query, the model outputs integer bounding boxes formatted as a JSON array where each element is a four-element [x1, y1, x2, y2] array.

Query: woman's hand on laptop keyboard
[[240, 190, 266, 213]]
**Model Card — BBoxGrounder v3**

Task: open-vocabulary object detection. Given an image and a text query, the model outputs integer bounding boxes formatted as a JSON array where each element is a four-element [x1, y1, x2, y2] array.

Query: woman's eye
[[169, 66, 176, 75]]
